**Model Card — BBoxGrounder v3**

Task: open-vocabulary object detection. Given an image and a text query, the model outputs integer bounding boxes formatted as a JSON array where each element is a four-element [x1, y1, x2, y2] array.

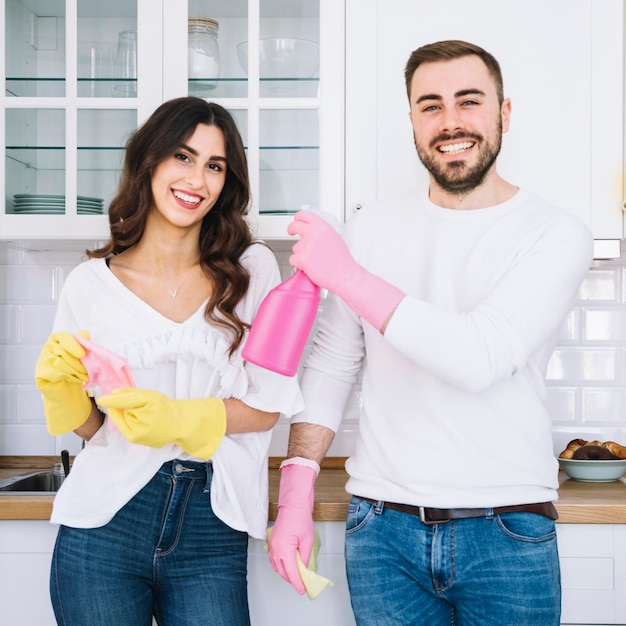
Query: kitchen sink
[[0, 470, 62, 494]]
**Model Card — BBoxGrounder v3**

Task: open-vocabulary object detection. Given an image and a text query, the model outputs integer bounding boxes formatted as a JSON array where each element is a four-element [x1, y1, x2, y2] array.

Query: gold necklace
[[140, 248, 197, 298]]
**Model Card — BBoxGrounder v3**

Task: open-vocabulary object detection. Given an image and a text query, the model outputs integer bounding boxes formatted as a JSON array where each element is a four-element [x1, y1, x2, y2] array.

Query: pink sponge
[[74, 334, 134, 395]]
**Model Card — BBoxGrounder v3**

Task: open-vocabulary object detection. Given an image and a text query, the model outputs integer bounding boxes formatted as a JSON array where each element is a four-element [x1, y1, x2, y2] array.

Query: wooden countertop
[[2, 457, 626, 524]]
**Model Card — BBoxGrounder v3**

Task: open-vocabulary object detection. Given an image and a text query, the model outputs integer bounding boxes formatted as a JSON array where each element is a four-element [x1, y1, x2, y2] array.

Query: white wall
[[0, 240, 624, 457]]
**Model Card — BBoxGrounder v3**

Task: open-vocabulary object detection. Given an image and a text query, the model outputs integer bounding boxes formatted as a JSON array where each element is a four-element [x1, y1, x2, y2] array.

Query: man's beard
[[415, 125, 502, 196]]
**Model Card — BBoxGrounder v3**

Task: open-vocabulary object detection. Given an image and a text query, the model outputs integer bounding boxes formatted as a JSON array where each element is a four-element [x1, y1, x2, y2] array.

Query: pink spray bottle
[[242, 269, 320, 376], [242, 207, 339, 376]]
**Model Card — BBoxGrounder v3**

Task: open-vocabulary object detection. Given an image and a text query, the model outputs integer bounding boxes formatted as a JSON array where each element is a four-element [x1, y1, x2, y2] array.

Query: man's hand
[[288, 211, 404, 331], [268, 461, 318, 594]]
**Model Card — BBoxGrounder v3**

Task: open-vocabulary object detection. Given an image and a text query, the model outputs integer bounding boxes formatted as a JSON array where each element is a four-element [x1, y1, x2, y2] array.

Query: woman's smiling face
[[150, 122, 227, 229]]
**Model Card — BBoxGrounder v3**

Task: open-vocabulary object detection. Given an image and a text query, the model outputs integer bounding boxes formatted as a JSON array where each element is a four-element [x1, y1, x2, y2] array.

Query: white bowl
[[236, 38, 319, 78], [558, 458, 626, 482]]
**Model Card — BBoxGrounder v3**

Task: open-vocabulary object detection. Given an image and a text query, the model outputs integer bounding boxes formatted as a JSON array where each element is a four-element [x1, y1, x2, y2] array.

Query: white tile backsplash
[[0, 424, 57, 455], [546, 348, 619, 383], [20, 305, 57, 343], [0, 305, 19, 343], [578, 267, 621, 301], [0, 265, 59, 303], [0, 385, 17, 424], [583, 308, 626, 341], [2, 240, 626, 456]]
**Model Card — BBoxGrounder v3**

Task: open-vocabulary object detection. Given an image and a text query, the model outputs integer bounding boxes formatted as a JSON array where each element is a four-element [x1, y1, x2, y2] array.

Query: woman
[[35, 97, 303, 625]]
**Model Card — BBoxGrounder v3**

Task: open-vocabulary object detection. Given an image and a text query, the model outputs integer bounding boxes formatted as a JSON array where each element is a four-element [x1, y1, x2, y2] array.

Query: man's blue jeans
[[345, 496, 560, 626], [50, 460, 250, 626]]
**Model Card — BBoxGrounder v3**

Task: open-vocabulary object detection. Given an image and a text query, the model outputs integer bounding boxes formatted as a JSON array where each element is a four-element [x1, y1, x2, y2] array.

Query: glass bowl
[[558, 458, 626, 482], [236, 38, 319, 78]]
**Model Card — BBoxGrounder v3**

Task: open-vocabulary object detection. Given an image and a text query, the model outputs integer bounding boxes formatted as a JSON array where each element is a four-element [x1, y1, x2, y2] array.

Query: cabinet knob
[[352, 203, 362, 212]]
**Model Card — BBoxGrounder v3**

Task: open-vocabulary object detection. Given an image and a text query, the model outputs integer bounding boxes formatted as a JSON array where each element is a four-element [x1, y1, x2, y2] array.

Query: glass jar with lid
[[188, 18, 220, 93]]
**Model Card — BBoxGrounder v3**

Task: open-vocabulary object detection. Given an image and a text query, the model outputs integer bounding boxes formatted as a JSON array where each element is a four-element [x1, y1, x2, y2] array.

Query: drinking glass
[[78, 46, 113, 97], [116, 30, 137, 96]]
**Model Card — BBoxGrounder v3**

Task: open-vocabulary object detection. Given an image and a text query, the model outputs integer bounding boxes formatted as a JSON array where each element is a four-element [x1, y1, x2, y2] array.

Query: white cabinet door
[[163, 0, 345, 240], [345, 0, 624, 243], [0, 521, 58, 626], [0, 520, 355, 626], [5, 519, 626, 625], [248, 521, 356, 626], [558, 524, 626, 625]]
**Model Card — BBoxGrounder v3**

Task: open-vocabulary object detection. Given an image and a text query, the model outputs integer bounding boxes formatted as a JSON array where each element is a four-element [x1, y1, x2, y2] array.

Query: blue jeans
[[50, 460, 250, 626], [345, 497, 560, 626]]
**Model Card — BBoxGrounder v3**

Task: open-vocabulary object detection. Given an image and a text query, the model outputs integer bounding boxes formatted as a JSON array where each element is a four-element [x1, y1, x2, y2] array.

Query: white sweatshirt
[[50, 243, 304, 539], [294, 188, 593, 509]]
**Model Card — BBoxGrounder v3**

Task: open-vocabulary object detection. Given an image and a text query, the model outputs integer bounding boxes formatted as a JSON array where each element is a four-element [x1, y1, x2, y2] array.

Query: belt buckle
[[418, 506, 449, 525]]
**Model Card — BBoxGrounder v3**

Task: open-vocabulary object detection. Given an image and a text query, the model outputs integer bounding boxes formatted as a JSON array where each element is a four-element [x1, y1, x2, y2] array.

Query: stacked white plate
[[12, 194, 104, 215]]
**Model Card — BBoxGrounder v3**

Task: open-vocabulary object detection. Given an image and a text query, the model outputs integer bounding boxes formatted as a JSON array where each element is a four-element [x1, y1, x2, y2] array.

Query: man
[[268, 40, 593, 625]]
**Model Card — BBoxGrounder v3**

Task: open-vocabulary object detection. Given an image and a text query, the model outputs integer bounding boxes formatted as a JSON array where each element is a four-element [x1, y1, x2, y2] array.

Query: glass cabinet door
[[1, 0, 343, 240], [164, 0, 343, 239], [1, 0, 161, 239]]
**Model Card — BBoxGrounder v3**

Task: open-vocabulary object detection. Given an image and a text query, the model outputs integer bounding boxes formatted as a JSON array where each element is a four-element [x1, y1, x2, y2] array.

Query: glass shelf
[[7, 145, 318, 172], [187, 77, 247, 99], [5, 79, 66, 98], [6, 77, 319, 99], [259, 145, 319, 170], [186, 78, 319, 98], [78, 78, 137, 98], [6, 78, 140, 98], [6, 147, 65, 170], [259, 78, 319, 98], [6, 147, 124, 170]]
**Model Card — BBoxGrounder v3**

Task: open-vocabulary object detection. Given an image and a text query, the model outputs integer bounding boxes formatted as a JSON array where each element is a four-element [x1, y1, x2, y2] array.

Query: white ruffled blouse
[[49, 244, 303, 539]]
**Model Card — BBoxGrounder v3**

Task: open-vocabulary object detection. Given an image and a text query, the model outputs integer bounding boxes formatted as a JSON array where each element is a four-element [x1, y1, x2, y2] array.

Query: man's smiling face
[[408, 54, 511, 196]]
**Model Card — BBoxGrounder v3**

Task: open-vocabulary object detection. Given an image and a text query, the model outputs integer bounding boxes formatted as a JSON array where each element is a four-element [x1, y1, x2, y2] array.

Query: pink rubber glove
[[74, 335, 135, 395], [287, 211, 405, 331], [268, 461, 318, 595]]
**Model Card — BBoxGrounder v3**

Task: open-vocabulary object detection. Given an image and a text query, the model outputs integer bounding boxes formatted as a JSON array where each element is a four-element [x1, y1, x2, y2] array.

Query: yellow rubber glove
[[35, 331, 93, 436], [97, 388, 226, 460]]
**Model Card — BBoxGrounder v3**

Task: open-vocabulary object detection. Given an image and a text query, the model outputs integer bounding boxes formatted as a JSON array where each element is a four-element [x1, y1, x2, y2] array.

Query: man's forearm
[[287, 422, 336, 465]]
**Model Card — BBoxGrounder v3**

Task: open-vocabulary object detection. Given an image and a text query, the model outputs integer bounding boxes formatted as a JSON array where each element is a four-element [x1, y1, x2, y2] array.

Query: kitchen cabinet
[[0, 520, 355, 626], [558, 524, 626, 625], [0, 520, 57, 625], [5, 1, 620, 247], [247, 521, 357, 626], [0, 0, 344, 241], [345, 0, 624, 254], [2, 520, 626, 626]]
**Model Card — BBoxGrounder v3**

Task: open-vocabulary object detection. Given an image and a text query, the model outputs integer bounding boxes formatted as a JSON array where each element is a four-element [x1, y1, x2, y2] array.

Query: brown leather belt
[[357, 497, 558, 524]]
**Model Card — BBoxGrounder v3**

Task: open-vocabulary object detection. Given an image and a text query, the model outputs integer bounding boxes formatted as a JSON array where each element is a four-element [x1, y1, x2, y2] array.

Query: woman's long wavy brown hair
[[88, 97, 253, 355]]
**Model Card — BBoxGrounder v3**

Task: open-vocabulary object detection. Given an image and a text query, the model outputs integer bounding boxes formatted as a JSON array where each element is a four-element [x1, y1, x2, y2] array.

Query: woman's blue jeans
[[345, 497, 560, 626], [50, 460, 250, 626]]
